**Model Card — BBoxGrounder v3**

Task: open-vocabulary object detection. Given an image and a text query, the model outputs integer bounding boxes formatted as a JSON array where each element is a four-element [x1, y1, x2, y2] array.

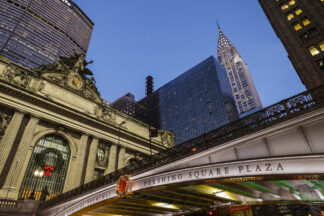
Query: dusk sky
[[74, 0, 305, 107]]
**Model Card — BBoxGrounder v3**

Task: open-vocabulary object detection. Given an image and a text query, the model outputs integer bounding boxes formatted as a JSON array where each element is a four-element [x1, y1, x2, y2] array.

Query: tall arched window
[[19, 134, 70, 200]]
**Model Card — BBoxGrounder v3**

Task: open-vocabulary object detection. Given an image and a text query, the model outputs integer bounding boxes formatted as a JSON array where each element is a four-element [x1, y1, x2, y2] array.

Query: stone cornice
[[0, 79, 166, 152]]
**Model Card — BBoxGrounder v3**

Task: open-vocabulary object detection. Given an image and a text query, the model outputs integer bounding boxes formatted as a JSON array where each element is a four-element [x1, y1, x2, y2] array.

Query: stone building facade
[[0, 55, 173, 201]]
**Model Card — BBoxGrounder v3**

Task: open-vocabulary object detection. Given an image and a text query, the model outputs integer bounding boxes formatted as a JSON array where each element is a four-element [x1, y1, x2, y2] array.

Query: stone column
[[117, 147, 125, 170], [106, 144, 117, 174], [0, 111, 24, 174], [0, 115, 39, 199], [84, 137, 99, 184], [64, 134, 88, 192]]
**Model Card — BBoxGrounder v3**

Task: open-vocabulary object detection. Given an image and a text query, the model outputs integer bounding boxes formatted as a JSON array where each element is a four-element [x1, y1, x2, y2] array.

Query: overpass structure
[[37, 86, 324, 215]]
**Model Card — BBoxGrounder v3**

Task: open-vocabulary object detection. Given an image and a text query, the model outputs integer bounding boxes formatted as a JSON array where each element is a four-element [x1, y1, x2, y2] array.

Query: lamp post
[[118, 121, 126, 146], [28, 168, 44, 200]]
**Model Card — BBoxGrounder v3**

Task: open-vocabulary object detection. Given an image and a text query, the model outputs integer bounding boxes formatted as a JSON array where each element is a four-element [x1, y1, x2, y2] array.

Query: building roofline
[[138, 55, 216, 102], [70, 0, 94, 26]]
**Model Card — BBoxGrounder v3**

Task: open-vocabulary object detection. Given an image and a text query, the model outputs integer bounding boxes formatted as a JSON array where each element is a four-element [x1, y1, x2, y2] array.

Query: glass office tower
[[136, 56, 238, 145], [0, 0, 93, 69]]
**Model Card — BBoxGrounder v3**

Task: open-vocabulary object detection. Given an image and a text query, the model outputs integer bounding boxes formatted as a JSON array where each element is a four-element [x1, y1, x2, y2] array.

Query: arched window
[[19, 134, 70, 200]]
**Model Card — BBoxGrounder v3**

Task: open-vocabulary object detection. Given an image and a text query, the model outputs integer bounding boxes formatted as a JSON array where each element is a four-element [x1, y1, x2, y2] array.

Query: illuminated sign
[[61, 0, 71, 7]]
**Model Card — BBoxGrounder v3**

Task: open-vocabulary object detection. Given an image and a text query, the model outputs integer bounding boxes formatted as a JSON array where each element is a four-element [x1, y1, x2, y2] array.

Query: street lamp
[[28, 168, 44, 200], [117, 121, 126, 145]]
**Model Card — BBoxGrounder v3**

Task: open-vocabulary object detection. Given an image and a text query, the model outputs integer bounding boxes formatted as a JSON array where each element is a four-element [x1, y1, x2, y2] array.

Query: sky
[[73, 0, 305, 107]]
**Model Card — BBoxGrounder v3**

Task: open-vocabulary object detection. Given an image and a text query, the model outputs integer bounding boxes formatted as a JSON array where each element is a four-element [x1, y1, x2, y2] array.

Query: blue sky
[[74, 0, 305, 107]]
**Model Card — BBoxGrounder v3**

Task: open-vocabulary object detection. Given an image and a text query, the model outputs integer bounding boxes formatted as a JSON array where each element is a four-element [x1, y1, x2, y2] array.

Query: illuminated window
[[286, 13, 294, 20], [319, 41, 324, 51], [288, 0, 295, 5], [308, 46, 320, 56], [301, 18, 311, 26], [295, 8, 303, 15], [293, 22, 302, 31], [280, 3, 289, 10]]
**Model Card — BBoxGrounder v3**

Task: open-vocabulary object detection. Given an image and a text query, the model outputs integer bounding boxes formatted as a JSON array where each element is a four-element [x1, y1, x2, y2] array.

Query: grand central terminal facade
[[0, 55, 174, 202]]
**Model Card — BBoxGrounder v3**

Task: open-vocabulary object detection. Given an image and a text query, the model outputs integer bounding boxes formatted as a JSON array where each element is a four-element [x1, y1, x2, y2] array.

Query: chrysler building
[[217, 24, 262, 114]]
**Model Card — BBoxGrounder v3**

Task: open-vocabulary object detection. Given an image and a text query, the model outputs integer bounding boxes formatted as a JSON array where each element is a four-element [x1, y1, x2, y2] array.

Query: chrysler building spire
[[217, 22, 233, 52], [217, 23, 262, 115]]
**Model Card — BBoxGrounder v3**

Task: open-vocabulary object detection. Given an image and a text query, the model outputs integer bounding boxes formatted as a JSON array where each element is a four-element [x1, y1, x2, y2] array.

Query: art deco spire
[[217, 22, 233, 52], [217, 22, 262, 114]]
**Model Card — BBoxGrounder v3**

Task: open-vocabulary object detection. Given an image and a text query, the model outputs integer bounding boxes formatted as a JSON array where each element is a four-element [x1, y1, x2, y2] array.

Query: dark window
[[299, 32, 310, 41], [308, 28, 320, 37]]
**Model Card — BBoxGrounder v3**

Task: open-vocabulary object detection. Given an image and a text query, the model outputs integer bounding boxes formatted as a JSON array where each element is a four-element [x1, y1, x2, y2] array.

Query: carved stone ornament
[[34, 53, 102, 103], [67, 74, 84, 90], [3, 65, 31, 88], [101, 108, 116, 123], [159, 130, 175, 148]]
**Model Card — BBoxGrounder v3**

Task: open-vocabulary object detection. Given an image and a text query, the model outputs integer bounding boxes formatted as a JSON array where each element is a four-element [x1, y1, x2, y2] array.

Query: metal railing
[[0, 199, 19, 209], [38, 85, 324, 210]]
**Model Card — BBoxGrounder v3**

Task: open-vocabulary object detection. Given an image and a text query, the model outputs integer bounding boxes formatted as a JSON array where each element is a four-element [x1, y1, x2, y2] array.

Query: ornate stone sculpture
[[3, 66, 31, 88], [159, 130, 175, 148], [33, 53, 102, 103], [101, 107, 116, 123]]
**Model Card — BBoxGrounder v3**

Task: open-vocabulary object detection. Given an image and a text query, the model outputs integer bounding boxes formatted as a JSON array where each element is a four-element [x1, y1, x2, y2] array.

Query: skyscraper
[[136, 56, 238, 144], [109, 93, 136, 117], [0, 0, 93, 69], [258, 0, 324, 89], [217, 24, 262, 115]]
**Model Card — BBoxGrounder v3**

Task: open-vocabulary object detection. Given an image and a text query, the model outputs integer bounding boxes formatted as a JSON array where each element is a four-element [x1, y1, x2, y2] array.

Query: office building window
[[318, 41, 324, 52], [288, 0, 295, 5], [293, 22, 302, 31], [308, 46, 320, 56], [301, 17, 311, 26], [294, 8, 303, 15], [286, 12, 294, 20], [280, 3, 289, 10]]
